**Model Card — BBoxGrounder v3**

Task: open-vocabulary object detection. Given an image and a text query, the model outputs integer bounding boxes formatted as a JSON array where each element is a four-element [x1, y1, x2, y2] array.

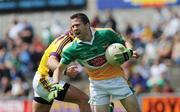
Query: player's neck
[[81, 27, 93, 42]]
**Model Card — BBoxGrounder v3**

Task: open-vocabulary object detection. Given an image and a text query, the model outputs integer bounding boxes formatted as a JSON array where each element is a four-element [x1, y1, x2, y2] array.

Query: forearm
[[53, 63, 67, 83], [125, 41, 133, 49], [125, 41, 140, 58], [47, 56, 59, 71], [53, 68, 61, 83]]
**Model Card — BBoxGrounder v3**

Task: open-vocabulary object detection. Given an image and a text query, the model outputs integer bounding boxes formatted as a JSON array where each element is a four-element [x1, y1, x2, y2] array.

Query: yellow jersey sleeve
[[37, 33, 74, 76]]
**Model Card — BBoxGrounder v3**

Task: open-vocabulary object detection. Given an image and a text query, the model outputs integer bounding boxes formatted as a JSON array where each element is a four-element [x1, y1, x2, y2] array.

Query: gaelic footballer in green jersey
[[53, 13, 141, 112], [61, 28, 127, 80]]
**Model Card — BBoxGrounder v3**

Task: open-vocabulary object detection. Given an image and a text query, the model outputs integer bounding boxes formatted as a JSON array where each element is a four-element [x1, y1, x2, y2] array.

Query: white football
[[105, 43, 126, 65]]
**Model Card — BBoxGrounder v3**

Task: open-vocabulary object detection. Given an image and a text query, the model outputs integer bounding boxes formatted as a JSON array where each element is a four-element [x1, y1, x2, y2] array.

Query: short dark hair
[[70, 13, 90, 24]]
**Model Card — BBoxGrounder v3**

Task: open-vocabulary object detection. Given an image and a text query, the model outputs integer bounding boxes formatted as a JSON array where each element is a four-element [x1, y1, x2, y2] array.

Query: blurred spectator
[[0, 76, 12, 97], [19, 43, 33, 78], [11, 76, 30, 97], [91, 14, 101, 27], [29, 37, 44, 72], [171, 32, 180, 65], [11, 77, 25, 97], [8, 16, 25, 40], [18, 18, 34, 44], [150, 84, 163, 93], [147, 58, 168, 91], [125, 22, 134, 36], [41, 24, 54, 47], [104, 10, 117, 31], [162, 80, 174, 93], [152, 7, 171, 26], [130, 72, 148, 95], [163, 13, 180, 38], [140, 24, 154, 43], [50, 19, 64, 37], [134, 59, 150, 80], [152, 23, 163, 39], [131, 22, 145, 49], [143, 39, 158, 65], [0, 42, 11, 79], [132, 22, 143, 39], [157, 36, 173, 61]]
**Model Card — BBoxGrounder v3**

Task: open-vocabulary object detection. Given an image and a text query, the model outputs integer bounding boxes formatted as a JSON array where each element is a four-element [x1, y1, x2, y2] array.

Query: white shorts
[[89, 77, 133, 105], [32, 72, 66, 102]]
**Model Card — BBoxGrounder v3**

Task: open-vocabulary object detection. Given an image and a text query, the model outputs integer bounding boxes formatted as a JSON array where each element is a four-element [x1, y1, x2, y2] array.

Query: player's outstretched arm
[[53, 63, 67, 83]]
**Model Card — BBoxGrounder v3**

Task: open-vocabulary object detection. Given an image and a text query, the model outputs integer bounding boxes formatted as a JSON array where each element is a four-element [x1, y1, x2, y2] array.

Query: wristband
[[123, 49, 133, 61]]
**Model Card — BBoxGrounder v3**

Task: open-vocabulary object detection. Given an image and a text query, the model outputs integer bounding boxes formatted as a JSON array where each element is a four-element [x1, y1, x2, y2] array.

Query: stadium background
[[0, 0, 180, 112]]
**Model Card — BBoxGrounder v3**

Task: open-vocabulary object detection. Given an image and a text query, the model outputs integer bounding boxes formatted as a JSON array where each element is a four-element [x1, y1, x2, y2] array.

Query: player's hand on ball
[[48, 83, 64, 101], [114, 48, 133, 64], [105, 43, 134, 65]]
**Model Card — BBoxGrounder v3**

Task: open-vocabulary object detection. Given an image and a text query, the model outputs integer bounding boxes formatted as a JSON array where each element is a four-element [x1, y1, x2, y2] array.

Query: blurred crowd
[[91, 7, 180, 95], [0, 16, 44, 98], [0, 7, 180, 99]]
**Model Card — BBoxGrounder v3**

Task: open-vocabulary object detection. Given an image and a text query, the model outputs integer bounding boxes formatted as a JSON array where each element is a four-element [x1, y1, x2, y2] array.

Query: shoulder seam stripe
[[56, 37, 71, 54]]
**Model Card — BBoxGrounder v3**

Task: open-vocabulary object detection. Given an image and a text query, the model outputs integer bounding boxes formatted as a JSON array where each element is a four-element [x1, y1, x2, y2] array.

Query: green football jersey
[[61, 28, 125, 70]]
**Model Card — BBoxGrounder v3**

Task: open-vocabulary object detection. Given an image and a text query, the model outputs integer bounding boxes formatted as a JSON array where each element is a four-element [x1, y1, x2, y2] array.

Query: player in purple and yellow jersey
[[32, 31, 91, 112]]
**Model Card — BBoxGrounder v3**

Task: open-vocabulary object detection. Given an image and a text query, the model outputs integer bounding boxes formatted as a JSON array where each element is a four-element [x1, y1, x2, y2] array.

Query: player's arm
[[54, 42, 76, 80], [107, 29, 138, 60], [47, 37, 63, 71], [53, 63, 67, 83], [48, 47, 74, 101], [109, 29, 139, 59], [48, 54, 79, 77], [48, 62, 69, 101], [53, 50, 73, 83], [47, 62, 66, 101], [47, 55, 59, 71], [125, 41, 133, 49], [125, 41, 139, 59]]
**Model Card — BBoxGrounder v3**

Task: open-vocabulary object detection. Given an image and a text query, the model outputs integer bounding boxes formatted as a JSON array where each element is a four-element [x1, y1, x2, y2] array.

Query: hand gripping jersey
[[61, 28, 126, 80], [37, 31, 74, 77]]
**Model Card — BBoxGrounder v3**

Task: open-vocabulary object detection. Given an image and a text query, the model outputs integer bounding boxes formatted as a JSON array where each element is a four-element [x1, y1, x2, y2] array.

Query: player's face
[[71, 18, 88, 39]]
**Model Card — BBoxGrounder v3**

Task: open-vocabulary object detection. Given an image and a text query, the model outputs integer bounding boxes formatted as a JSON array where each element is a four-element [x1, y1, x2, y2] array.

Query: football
[[105, 43, 127, 66]]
